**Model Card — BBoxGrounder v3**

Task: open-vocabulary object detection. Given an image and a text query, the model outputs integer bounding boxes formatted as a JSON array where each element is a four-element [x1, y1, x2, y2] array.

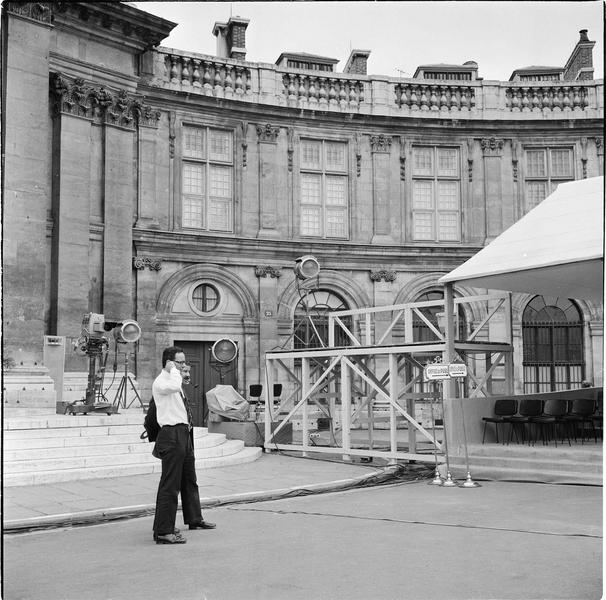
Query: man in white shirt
[[152, 346, 216, 544]]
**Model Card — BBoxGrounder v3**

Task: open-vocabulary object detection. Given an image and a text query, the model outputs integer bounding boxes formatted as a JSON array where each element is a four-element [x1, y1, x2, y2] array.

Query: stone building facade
[[2, 2, 603, 418]]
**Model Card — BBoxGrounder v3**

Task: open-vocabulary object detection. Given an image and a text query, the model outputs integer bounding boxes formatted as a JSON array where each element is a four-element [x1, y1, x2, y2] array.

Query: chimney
[[344, 49, 371, 75], [563, 29, 595, 81], [212, 16, 249, 60]]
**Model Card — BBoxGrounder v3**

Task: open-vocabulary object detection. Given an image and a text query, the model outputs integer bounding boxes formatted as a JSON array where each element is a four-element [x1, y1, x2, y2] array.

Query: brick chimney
[[563, 29, 595, 81], [344, 49, 371, 75], [212, 16, 249, 60]]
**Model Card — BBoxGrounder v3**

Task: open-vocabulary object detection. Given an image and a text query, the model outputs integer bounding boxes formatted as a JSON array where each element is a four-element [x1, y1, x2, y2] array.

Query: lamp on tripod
[[111, 320, 143, 410], [210, 338, 239, 383]]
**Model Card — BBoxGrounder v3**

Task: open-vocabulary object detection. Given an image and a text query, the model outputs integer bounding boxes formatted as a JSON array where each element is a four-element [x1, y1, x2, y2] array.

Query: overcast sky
[[136, 1, 603, 81]]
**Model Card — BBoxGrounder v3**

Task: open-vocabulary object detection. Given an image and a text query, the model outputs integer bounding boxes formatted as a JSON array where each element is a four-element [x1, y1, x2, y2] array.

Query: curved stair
[[3, 413, 261, 487]]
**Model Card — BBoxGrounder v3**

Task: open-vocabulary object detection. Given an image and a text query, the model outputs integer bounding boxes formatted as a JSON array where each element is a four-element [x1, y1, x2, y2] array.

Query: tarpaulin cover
[[206, 385, 249, 421], [440, 176, 604, 301]]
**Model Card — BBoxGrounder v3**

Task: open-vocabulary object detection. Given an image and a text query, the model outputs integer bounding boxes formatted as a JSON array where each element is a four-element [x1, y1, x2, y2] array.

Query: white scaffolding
[[263, 287, 513, 463]]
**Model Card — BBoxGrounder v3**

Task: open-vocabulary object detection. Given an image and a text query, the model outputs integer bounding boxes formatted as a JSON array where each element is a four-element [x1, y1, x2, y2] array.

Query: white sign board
[[448, 363, 468, 378], [424, 364, 451, 380]]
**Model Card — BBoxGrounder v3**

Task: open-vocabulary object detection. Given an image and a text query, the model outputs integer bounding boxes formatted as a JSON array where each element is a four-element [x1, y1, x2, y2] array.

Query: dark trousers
[[153, 424, 203, 535]]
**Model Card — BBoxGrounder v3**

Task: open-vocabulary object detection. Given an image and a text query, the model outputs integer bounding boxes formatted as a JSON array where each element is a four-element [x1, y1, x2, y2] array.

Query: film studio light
[[294, 255, 320, 280], [211, 338, 238, 363], [112, 319, 141, 344]]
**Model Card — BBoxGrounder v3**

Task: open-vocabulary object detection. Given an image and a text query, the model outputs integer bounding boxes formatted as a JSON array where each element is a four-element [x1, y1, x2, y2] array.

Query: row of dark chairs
[[482, 398, 602, 446]]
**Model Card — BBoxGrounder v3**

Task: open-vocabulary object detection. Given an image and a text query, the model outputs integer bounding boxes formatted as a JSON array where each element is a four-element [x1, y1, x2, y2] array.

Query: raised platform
[[445, 442, 603, 486]]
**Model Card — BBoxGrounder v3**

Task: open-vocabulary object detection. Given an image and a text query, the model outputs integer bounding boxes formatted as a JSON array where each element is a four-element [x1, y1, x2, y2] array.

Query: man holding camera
[[151, 345, 216, 544]]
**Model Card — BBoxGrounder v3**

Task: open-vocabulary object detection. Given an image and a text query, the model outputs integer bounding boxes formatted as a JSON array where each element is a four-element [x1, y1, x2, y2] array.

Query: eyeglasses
[[174, 360, 187, 365]]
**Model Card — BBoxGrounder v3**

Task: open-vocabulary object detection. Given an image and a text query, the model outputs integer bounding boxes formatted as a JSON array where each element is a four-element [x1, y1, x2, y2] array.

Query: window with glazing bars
[[524, 147, 574, 212], [412, 147, 461, 242], [300, 139, 348, 239], [181, 126, 233, 232]]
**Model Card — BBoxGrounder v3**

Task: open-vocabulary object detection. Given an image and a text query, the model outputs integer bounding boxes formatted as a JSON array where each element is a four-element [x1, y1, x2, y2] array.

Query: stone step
[[4, 438, 246, 474], [4, 432, 228, 460], [4, 446, 263, 487], [3, 413, 146, 430]]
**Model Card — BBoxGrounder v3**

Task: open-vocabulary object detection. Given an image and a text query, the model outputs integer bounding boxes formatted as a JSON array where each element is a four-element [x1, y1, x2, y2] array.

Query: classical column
[[49, 75, 95, 358], [256, 124, 281, 237], [3, 4, 53, 366], [370, 134, 394, 243], [481, 137, 505, 242]]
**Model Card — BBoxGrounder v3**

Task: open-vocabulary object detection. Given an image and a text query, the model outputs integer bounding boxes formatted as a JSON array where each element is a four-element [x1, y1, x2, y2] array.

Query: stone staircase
[[3, 412, 262, 487], [445, 443, 603, 486]]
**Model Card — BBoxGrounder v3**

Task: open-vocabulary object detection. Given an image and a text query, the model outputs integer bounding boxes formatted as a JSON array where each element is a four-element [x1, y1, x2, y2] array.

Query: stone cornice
[[50, 72, 161, 129], [4, 2, 52, 24], [51, 2, 176, 52]]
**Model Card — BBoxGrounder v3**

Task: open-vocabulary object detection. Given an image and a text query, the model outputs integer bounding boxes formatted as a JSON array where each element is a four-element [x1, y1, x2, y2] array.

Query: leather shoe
[[188, 520, 216, 530], [153, 528, 180, 541], [155, 533, 186, 545]]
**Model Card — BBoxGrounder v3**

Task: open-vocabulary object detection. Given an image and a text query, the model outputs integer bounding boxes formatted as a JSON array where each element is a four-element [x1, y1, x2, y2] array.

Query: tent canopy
[[440, 176, 604, 302]]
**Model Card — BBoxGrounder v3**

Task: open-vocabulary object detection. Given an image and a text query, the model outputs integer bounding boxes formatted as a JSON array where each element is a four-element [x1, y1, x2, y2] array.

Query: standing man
[[152, 345, 216, 544]]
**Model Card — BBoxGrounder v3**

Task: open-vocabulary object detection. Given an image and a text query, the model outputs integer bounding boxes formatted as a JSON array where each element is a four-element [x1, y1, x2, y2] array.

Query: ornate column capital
[[255, 266, 282, 278], [133, 256, 162, 271], [370, 134, 392, 153], [370, 269, 397, 283], [50, 72, 161, 129], [480, 137, 504, 156], [256, 124, 280, 143]]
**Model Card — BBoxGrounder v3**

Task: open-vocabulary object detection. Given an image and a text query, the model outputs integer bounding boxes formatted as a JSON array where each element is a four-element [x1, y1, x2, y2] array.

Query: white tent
[[440, 176, 604, 302]]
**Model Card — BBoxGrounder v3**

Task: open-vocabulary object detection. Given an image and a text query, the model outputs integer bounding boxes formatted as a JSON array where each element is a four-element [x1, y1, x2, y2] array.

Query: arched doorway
[[522, 296, 585, 392], [293, 289, 351, 349]]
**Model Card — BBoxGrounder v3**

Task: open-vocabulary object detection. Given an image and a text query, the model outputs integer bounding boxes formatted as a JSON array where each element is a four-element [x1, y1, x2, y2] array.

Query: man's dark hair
[[162, 345, 184, 367]]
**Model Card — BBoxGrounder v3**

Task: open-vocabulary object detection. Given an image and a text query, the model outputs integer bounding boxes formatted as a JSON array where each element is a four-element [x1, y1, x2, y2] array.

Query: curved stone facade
[[2, 2, 603, 401]]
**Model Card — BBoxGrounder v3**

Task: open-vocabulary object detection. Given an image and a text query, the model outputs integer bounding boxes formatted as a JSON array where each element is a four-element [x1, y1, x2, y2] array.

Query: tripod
[[112, 350, 143, 409]]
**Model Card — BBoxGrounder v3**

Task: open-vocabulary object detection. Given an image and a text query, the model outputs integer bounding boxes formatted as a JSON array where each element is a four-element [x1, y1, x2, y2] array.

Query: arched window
[[293, 289, 351, 349], [522, 296, 584, 392], [413, 290, 466, 342]]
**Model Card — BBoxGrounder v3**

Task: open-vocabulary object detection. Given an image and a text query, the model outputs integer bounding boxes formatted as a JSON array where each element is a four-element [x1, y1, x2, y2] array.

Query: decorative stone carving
[[133, 257, 162, 271], [256, 124, 280, 143], [595, 137, 604, 154], [355, 133, 362, 177], [287, 128, 294, 172], [480, 137, 504, 156], [255, 266, 282, 278], [169, 112, 176, 158], [370, 269, 397, 283], [580, 137, 588, 179], [50, 72, 161, 129], [466, 138, 474, 182], [5, 2, 52, 23], [398, 136, 408, 181], [241, 121, 248, 168], [370, 135, 392, 153], [511, 140, 519, 182]]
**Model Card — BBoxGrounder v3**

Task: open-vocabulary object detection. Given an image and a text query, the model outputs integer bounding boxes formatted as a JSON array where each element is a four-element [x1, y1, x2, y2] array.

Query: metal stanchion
[[440, 386, 458, 487], [457, 394, 481, 488], [428, 381, 444, 486]]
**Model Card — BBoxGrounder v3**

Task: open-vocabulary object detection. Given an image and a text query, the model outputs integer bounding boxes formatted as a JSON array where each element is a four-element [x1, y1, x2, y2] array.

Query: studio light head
[[79, 313, 141, 346], [211, 338, 238, 363], [113, 319, 142, 344], [294, 255, 320, 280]]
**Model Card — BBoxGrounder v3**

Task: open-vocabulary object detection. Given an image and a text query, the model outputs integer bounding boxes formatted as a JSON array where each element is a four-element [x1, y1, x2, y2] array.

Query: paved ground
[[4, 451, 401, 531], [4, 476, 603, 600]]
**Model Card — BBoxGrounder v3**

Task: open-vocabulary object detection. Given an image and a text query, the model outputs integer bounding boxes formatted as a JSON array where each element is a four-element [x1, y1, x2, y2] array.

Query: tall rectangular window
[[412, 147, 461, 242], [182, 126, 233, 231], [300, 139, 348, 239], [524, 147, 574, 211]]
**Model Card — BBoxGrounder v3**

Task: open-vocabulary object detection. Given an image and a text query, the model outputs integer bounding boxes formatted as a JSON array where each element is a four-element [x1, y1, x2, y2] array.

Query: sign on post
[[424, 363, 468, 381]]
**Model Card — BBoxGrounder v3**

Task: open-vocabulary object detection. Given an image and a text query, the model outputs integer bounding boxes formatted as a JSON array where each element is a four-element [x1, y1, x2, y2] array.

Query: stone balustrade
[[148, 48, 603, 120], [394, 83, 476, 112], [281, 72, 365, 108], [506, 84, 590, 112], [165, 52, 252, 98]]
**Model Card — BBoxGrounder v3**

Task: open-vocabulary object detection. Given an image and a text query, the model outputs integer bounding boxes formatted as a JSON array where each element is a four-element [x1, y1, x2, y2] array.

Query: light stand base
[[458, 472, 481, 488], [66, 402, 118, 416], [441, 471, 458, 487], [428, 468, 444, 485]]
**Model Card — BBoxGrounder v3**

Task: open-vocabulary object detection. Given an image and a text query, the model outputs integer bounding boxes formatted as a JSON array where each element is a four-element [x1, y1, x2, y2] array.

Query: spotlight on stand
[[211, 338, 238, 363], [68, 313, 141, 415], [294, 255, 320, 280], [210, 338, 238, 385], [113, 319, 142, 344]]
